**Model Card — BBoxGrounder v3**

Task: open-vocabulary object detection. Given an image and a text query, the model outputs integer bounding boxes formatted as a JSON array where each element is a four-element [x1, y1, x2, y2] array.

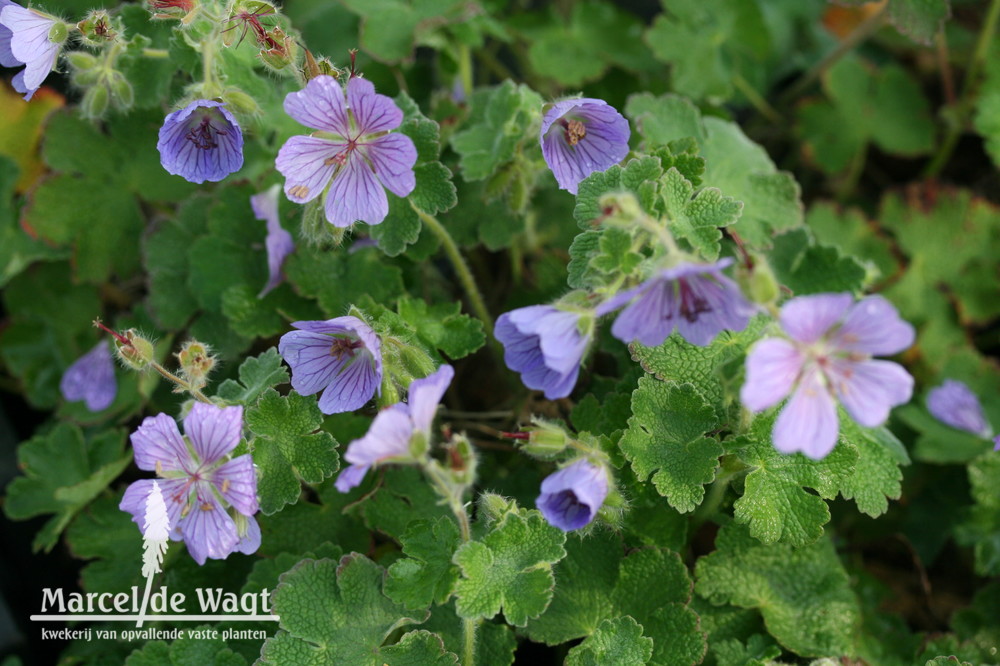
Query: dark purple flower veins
[[329, 335, 365, 362], [677, 278, 711, 323], [187, 113, 227, 150], [544, 489, 589, 528]]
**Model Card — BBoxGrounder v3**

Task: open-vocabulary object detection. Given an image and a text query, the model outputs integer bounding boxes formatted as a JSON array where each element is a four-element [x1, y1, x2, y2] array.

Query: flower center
[[324, 138, 358, 166], [330, 336, 364, 361], [186, 115, 227, 150], [677, 279, 711, 323], [560, 119, 587, 146]]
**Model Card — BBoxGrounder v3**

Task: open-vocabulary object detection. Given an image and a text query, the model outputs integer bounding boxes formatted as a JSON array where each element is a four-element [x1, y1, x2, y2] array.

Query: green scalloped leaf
[[385, 517, 462, 610], [565, 616, 653, 666], [245, 389, 339, 515], [215, 348, 290, 406], [620, 378, 723, 513]]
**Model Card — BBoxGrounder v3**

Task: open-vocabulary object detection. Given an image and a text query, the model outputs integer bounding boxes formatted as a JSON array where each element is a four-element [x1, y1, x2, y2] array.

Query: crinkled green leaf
[[245, 389, 339, 515], [216, 348, 290, 406], [567, 231, 603, 289], [836, 421, 910, 518], [695, 523, 860, 657], [630, 315, 768, 415], [124, 628, 248, 666], [769, 228, 867, 295], [565, 616, 653, 666], [65, 492, 144, 594], [620, 378, 723, 513], [144, 194, 209, 329], [380, 630, 458, 665], [974, 44, 1000, 169], [731, 413, 858, 546], [661, 167, 742, 261], [358, 467, 453, 541], [453, 507, 566, 626], [574, 156, 664, 229], [956, 453, 1000, 576], [396, 296, 486, 359], [4, 424, 130, 552], [284, 246, 405, 319], [385, 517, 462, 610], [698, 117, 802, 247], [258, 554, 427, 666], [712, 634, 782, 666], [450, 81, 542, 182], [644, 0, 770, 101], [805, 202, 898, 283], [625, 93, 706, 150], [841, 0, 950, 44], [0, 156, 65, 287]]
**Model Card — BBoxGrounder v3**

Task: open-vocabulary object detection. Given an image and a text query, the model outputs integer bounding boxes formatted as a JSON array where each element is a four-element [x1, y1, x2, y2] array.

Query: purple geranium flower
[[60, 340, 116, 412], [157, 100, 244, 184], [926, 379, 992, 438], [540, 98, 630, 195], [119, 403, 260, 565], [252, 185, 295, 298], [276, 75, 417, 228], [336, 364, 454, 492], [495, 305, 591, 400], [741, 293, 915, 459], [600, 258, 755, 347], [0, 1, 64, 100], [278, 316, 382, 414], [537, 459, 608, 531]]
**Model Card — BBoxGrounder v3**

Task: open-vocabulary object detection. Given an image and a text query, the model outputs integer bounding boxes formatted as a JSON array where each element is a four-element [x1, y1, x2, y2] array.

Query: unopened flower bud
[[149, 0, 196, 20], [76, 11, 115, 45], [398, 345, 438, 387], [737, 254, 779, 305], [109, 72, 133, 109], [258, 27, 295, 71], [48, 21, 69, 45], [598, 191, 642, 226], [176, 340, 215, 389], [66, 51, 99, 71], [478, 492, 516, 526], [221, 89, 259, 116], [446, 434, 477, 485], [116, 329, 155, 371], [301, 199, 345, 247], [81, 85, 110, 119], [504, 418, 569, 458]]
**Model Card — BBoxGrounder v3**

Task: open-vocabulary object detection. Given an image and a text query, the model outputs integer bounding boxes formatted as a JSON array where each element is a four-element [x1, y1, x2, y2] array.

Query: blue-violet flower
[[600, 258, 755, 347], [252, 184, 294, 298], [537, 459, 608, 531], [741, 293, 915, 459], [119, 403, 260, 565], [540, 98, 630, 195], [926, 379, 992, 438], [157, 99, 244, 184], [276, 75, 417, 228], [60, 340, 116, 412], [278, 316, 382, 414], [0, 0, 64, 100], [495, 305, 591, 400], [336, 364, 454, 492]]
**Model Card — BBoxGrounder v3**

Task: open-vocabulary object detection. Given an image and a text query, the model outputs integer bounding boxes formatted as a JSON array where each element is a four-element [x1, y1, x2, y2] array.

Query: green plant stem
[[142, 48, 170, 58], [412, 202, 494, 338], [778, 3, 888, 105], [924, 0, 1000, 177], [457, 43, 474, 98], [463, 618, 479, 666], [692, 465, 740, 528], [732, 73, 782, 124], [149, 362, 212, 404]]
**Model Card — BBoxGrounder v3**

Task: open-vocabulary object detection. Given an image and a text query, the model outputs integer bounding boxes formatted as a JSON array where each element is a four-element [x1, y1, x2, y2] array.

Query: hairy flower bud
[[115, 329, 155, 371], [176, 340, 216, 389], [81, 84, 109, 118]]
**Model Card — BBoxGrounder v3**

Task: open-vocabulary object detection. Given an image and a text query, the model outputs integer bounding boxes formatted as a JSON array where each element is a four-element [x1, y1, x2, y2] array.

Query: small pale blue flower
[[157, 99, 244, 184], [537, 459, 608, 531], [60, 340, 116, 412]]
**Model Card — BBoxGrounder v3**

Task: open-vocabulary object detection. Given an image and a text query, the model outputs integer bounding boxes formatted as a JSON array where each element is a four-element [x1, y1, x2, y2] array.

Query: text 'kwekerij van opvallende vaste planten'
[[0, 0, 999, 663]]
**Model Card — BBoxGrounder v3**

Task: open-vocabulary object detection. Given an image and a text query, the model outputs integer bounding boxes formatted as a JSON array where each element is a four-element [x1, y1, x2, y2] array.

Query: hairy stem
[[412, 202, 494, 338]]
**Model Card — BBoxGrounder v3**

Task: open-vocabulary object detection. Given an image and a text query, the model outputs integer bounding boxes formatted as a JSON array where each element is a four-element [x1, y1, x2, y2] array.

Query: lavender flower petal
[[779, 293, 853, 345], [131, 413, 191, 473], [120, 478, 186, 543], [275, 135, 342, 204], [283, 74, 350, 135], [536, 459, 608, 531], [323, 154, 389, 228], [407, 364, 454, 437], [926, 379, 992, 437], [253, 185, 295, 298], [0, 0, 19, 68], [540, 98, 630, 195], [212, 454, 260, 516], [157, 100, 244, 184], [179, 489, 239, 566], [364, 133, 417, 197], [496, 306, 588, 400], [183, 403, 244, 464], [334, 463, 371, 493], [740, 338, 804, 412], [234, 516, 261, 555], [346, 76, 403, 134], [60, 341, 116, 412], [772, 369, 840, 459], [830, 295, 915, 356], [829, 358, 913, 428], [0, 4, 60, 99]]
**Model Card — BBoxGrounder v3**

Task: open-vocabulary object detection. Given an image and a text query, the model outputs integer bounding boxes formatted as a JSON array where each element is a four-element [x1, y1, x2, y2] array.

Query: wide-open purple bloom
[[276, 75, 417, 228], [278, 316, 382, 414], [252, 185, 295, 298], [540, 98, 630, 195], [600, 258, 754, 347], [60, 340, 116, 412], [537, 459, 608, 531], [336, 364, 454, 492], [0, 1, 63, 100], [926, 380, 992, 437], [495, 305, 591, 400], [157, 100, 244, 184], [119, 403, 259, 565], [741, 294, 915, 459]]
